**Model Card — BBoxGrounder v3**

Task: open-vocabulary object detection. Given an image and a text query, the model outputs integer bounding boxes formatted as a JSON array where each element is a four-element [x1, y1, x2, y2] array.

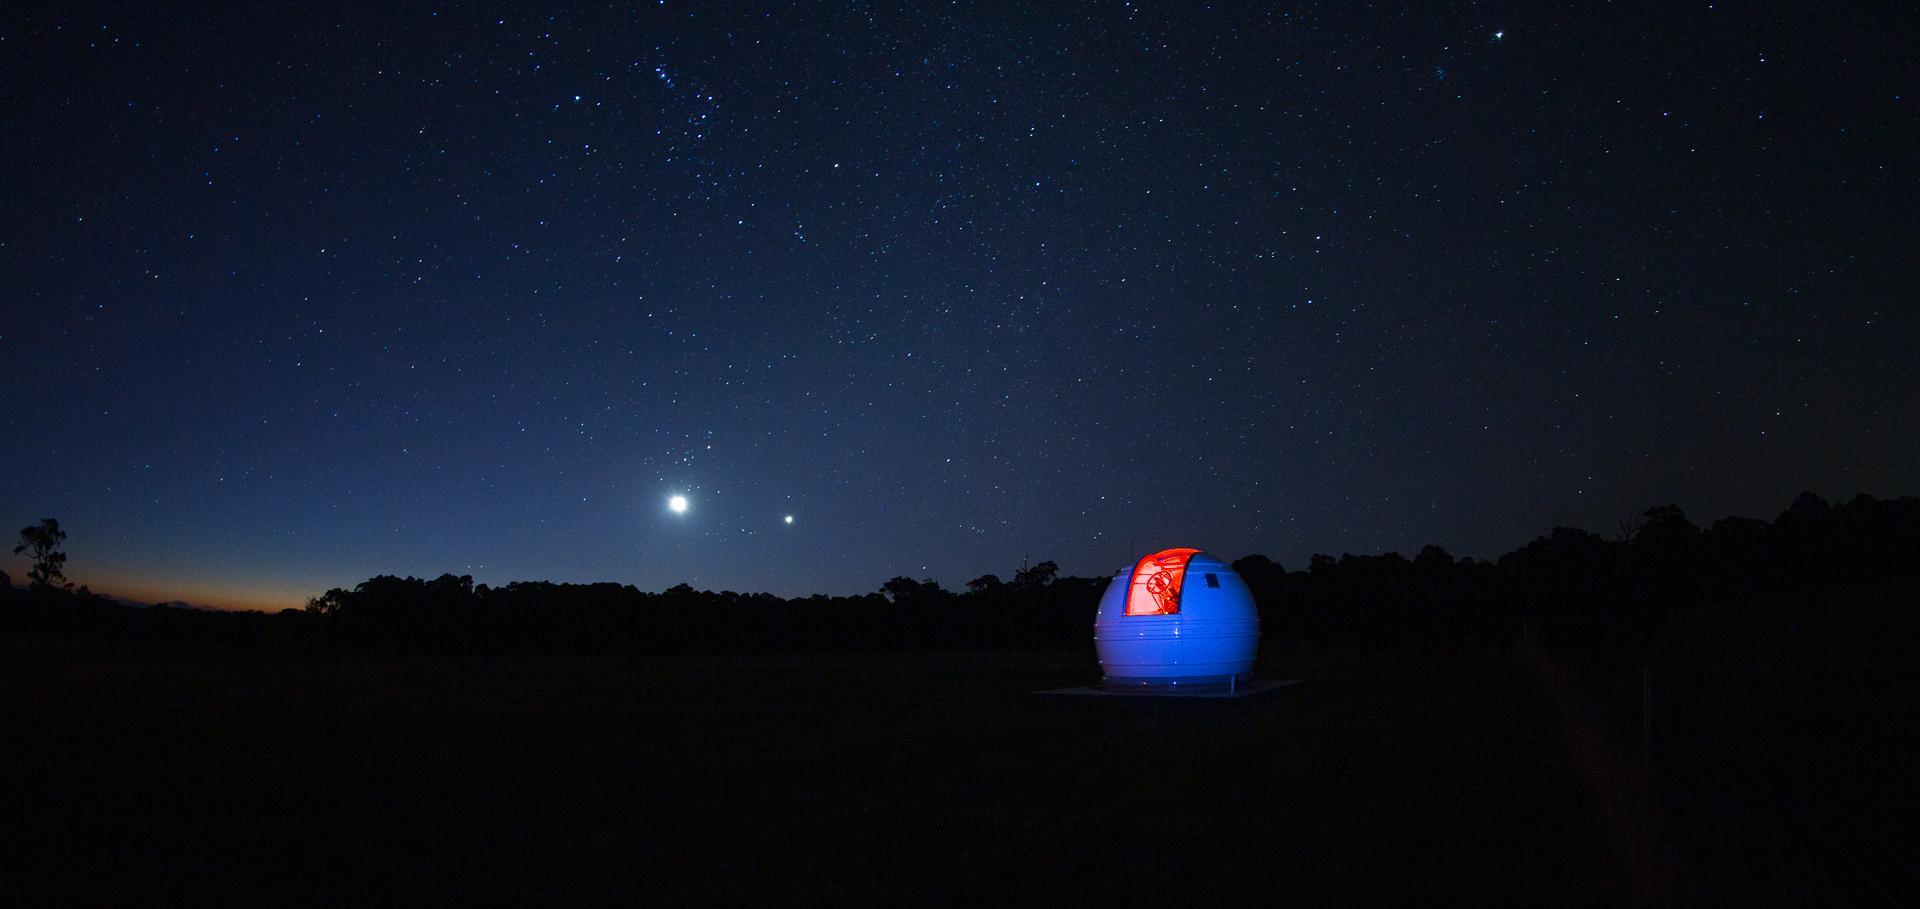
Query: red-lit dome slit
[[1125, 547, 1200, 615]]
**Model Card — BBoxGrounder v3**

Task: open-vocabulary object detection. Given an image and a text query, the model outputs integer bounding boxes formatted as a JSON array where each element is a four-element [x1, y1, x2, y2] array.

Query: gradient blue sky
[[4, 2, 1915, 609]]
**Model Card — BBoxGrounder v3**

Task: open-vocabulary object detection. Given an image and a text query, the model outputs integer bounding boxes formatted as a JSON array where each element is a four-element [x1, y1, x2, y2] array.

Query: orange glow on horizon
[[1125, 548, 1200, 616], [0, 551, 310, 612], [87, 576, 312, 613]]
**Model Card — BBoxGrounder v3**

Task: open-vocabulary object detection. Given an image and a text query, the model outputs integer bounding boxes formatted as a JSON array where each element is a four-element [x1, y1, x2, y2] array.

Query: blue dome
[[1092, 549, 1260, 688]]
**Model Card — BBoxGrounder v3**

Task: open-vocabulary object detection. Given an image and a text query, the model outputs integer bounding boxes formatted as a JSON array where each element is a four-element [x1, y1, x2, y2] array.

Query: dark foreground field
[[4, 643, 1622, 903]]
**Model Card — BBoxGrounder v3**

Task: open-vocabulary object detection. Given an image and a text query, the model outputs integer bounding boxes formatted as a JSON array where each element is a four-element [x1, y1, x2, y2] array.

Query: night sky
[[3, 3, 1915, 609]]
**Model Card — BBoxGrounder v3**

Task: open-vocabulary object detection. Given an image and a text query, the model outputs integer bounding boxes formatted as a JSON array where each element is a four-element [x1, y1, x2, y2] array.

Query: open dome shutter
[[1125, 548, 1201, 616]]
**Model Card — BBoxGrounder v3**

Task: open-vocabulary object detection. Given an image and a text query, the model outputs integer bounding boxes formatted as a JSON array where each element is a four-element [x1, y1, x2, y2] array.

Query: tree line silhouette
[[5, 491, 1916, 660]]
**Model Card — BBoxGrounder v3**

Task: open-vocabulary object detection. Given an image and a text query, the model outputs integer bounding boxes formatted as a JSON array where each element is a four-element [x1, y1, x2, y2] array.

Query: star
[[668, 495, 689, 514]]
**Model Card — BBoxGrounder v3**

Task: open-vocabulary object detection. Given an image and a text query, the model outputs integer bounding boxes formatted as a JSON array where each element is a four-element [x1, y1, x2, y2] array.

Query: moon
[[668, 495, 689, 514]]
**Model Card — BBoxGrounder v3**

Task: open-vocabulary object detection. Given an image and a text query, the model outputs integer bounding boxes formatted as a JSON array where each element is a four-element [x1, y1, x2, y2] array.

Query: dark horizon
[[7, 488, 1905, 617], [4, 3, 1916, 609]]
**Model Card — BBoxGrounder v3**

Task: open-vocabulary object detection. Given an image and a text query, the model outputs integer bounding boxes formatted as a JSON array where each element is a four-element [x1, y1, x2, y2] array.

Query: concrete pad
[[1037, 679, 1302, 699]]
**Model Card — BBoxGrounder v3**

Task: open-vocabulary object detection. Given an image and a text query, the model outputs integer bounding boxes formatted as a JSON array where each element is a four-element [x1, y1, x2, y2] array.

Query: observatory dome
[[1093, 548, 1260, 688]]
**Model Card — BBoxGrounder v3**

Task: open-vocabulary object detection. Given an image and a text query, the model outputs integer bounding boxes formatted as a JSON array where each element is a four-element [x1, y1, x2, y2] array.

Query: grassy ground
[[3, 643, 1623, 904], [1538, 585, 1916, 904]]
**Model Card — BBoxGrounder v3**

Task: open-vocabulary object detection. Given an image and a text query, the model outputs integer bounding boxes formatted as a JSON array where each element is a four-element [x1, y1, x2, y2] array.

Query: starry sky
[[3, 2, 1916, 609]]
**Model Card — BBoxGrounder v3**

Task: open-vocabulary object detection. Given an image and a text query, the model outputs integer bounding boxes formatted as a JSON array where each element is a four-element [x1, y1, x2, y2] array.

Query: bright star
[[784, 514, 794, 524], [668, 495, 689, 514], [1493, 30, 1505, 40]]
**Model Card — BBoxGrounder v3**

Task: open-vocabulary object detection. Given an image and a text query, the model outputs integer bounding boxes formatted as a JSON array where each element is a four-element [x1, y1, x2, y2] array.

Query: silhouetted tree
[[881, 576, 943, 605], [1414, 545, 1454, 568], [14, 518, 70, 590], [965, 574, 1004, 594], [1636, 505, 1700, 548], [305, 588, 349, 615], [1231, 554, 1288, 603], [1788, 490, 1830, 521], [1013, 560, 1057, 589]]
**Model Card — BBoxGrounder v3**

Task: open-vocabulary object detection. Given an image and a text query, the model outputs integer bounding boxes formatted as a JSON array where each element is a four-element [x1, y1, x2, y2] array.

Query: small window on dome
[[1205, 573, 1220, 588]]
